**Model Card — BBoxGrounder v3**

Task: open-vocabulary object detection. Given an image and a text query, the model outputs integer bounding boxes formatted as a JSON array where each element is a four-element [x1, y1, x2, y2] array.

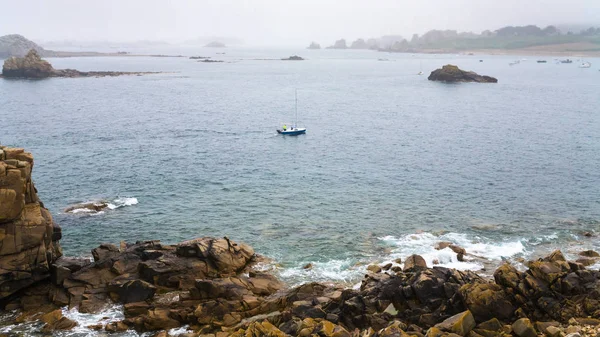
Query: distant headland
[[311, 24, 600, 56]]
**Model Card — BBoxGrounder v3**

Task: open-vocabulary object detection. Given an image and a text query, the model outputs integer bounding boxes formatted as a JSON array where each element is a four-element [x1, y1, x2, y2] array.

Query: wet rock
[[404, 254, 427, 270], [428, 65, 497, 83], [108, 279, 157, 303], [579, 250, 599, 258], [367, 264, 382, 273]]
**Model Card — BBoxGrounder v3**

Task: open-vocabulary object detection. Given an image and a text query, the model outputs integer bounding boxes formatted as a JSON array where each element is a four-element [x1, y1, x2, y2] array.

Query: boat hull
[[277, 128, 306, 136]]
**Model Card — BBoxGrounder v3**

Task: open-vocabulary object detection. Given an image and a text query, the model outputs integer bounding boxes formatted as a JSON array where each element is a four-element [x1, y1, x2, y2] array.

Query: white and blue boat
[[277, 90, 306, 135]]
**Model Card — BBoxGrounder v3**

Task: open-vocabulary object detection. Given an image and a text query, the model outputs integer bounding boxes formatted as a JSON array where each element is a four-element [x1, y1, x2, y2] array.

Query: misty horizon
[[1, 0, 600, 47]]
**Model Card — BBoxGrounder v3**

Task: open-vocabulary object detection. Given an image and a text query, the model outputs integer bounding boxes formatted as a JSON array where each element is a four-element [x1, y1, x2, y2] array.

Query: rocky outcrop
[[1, 49, 159, 79], [281, 55, 304, 60], [3, 148, 600, 336], [1, 49, 54, 78], [428, 64, 498, 83], [307, 42, 321, 49], [327, 39, 348, 49], [350, 38, 369, 49], [0, 146, 62, 299]]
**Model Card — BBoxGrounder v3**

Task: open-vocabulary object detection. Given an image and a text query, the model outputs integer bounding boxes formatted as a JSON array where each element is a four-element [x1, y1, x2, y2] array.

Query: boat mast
[[295, 89, 298, 128]]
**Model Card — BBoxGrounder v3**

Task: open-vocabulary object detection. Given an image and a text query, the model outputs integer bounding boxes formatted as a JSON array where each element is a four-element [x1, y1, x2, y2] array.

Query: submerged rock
[[428, 64, 498, 83]]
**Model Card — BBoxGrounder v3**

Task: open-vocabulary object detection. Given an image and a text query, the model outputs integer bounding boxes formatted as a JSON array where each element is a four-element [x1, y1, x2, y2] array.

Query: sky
[[1, 0, 599, 46]]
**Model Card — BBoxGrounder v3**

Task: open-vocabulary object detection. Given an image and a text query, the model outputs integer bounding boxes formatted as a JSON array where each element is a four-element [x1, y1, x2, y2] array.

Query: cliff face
[[0, 146, 62, 299]]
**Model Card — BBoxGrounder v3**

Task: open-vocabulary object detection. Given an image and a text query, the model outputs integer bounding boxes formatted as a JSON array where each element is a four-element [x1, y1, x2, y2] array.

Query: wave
[[107, 197, 139, 210], [277, 258, 367, 288], [378, 232, 526, 273]]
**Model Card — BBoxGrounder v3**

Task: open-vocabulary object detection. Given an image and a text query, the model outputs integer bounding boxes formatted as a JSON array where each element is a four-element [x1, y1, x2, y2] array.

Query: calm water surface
[[2, 48, 599, 285]]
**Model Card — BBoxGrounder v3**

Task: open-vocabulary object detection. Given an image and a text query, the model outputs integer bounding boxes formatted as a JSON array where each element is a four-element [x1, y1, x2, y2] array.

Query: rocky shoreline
[[1, 49, 160, 79], [1, 146, 600, 337]]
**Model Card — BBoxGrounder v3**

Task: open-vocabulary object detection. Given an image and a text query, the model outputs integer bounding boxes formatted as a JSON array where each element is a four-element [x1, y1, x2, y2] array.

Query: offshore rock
[[1, 49, 159, 79], [428, 64, 498, 83], [0, 146, 62, 299], [307, 42, 321, 49], [1, 49, 54, 78]]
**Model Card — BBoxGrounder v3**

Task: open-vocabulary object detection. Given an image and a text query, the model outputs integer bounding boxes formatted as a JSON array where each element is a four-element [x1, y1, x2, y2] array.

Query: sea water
[[1, 47, 599, 334]]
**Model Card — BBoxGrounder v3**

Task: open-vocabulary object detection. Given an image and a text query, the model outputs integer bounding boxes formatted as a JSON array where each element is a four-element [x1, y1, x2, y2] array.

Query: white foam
[[169, 325, 192, 336], [379, 232, 525, 272], [107, 197, 139, 210], [278, 258, 367, 287]]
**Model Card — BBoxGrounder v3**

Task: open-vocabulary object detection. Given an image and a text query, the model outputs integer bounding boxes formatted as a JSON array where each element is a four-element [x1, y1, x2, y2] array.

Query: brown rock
[[512, 318, 537, 337], [435, 310, 476, 336], [404, 254, 427, 270], [460, 283, 514, 322], [367, 264, 382, 273], [579, 250, 600, 258]]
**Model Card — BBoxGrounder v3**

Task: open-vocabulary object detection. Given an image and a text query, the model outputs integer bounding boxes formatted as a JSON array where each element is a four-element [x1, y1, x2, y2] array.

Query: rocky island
[[1, 145, 600, 336], [327, 39, 348, 49], [428, 65, 498, 83], [1, 49, 160, 79], [281, 55, 304, 60], [307, 42, 321, 49]]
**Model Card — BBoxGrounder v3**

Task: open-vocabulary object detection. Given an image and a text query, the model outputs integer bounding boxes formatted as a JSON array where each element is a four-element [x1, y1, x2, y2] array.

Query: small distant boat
[[537, 60, 547, 63], [417, 61, 423, 75], [560, 59, 573, 64], [579, 61, 591, 68], [509, 60, 520, 66], [479, 59, 483, 62], [277, 90, 306, 136]]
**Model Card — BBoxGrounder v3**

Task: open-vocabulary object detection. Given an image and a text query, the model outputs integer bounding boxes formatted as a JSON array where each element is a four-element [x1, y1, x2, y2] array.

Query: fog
[[1, 0, 599, 46]]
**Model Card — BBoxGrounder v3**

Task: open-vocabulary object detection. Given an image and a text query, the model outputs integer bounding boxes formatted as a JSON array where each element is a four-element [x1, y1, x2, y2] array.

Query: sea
[[1, 46, 600, 335]]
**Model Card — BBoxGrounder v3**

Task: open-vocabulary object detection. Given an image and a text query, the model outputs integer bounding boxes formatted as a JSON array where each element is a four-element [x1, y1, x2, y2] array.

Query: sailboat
[[579, 60, 592, 68], [277, 90, 306, 135]]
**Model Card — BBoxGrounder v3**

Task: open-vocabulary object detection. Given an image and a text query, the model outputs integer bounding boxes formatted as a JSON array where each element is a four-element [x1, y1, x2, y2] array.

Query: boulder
[[459, 283, 514, 322], [428, 65, 497, 83], [434, 311, 476, 336], [512, 318, 537, 337], [404, 254, 427, 270]]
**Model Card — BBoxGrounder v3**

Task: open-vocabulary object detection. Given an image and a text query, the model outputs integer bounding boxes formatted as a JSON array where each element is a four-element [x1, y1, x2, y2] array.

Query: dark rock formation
[[189, 56, 210, 59], [205, 41, 226, 48], [327, 39, 348, 49], [0, 146, 62, 299], [428, 64, 498, 83], [281, 55, 304, 60], [1, 49, 160, 79], [307, 42, 321, 49]]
